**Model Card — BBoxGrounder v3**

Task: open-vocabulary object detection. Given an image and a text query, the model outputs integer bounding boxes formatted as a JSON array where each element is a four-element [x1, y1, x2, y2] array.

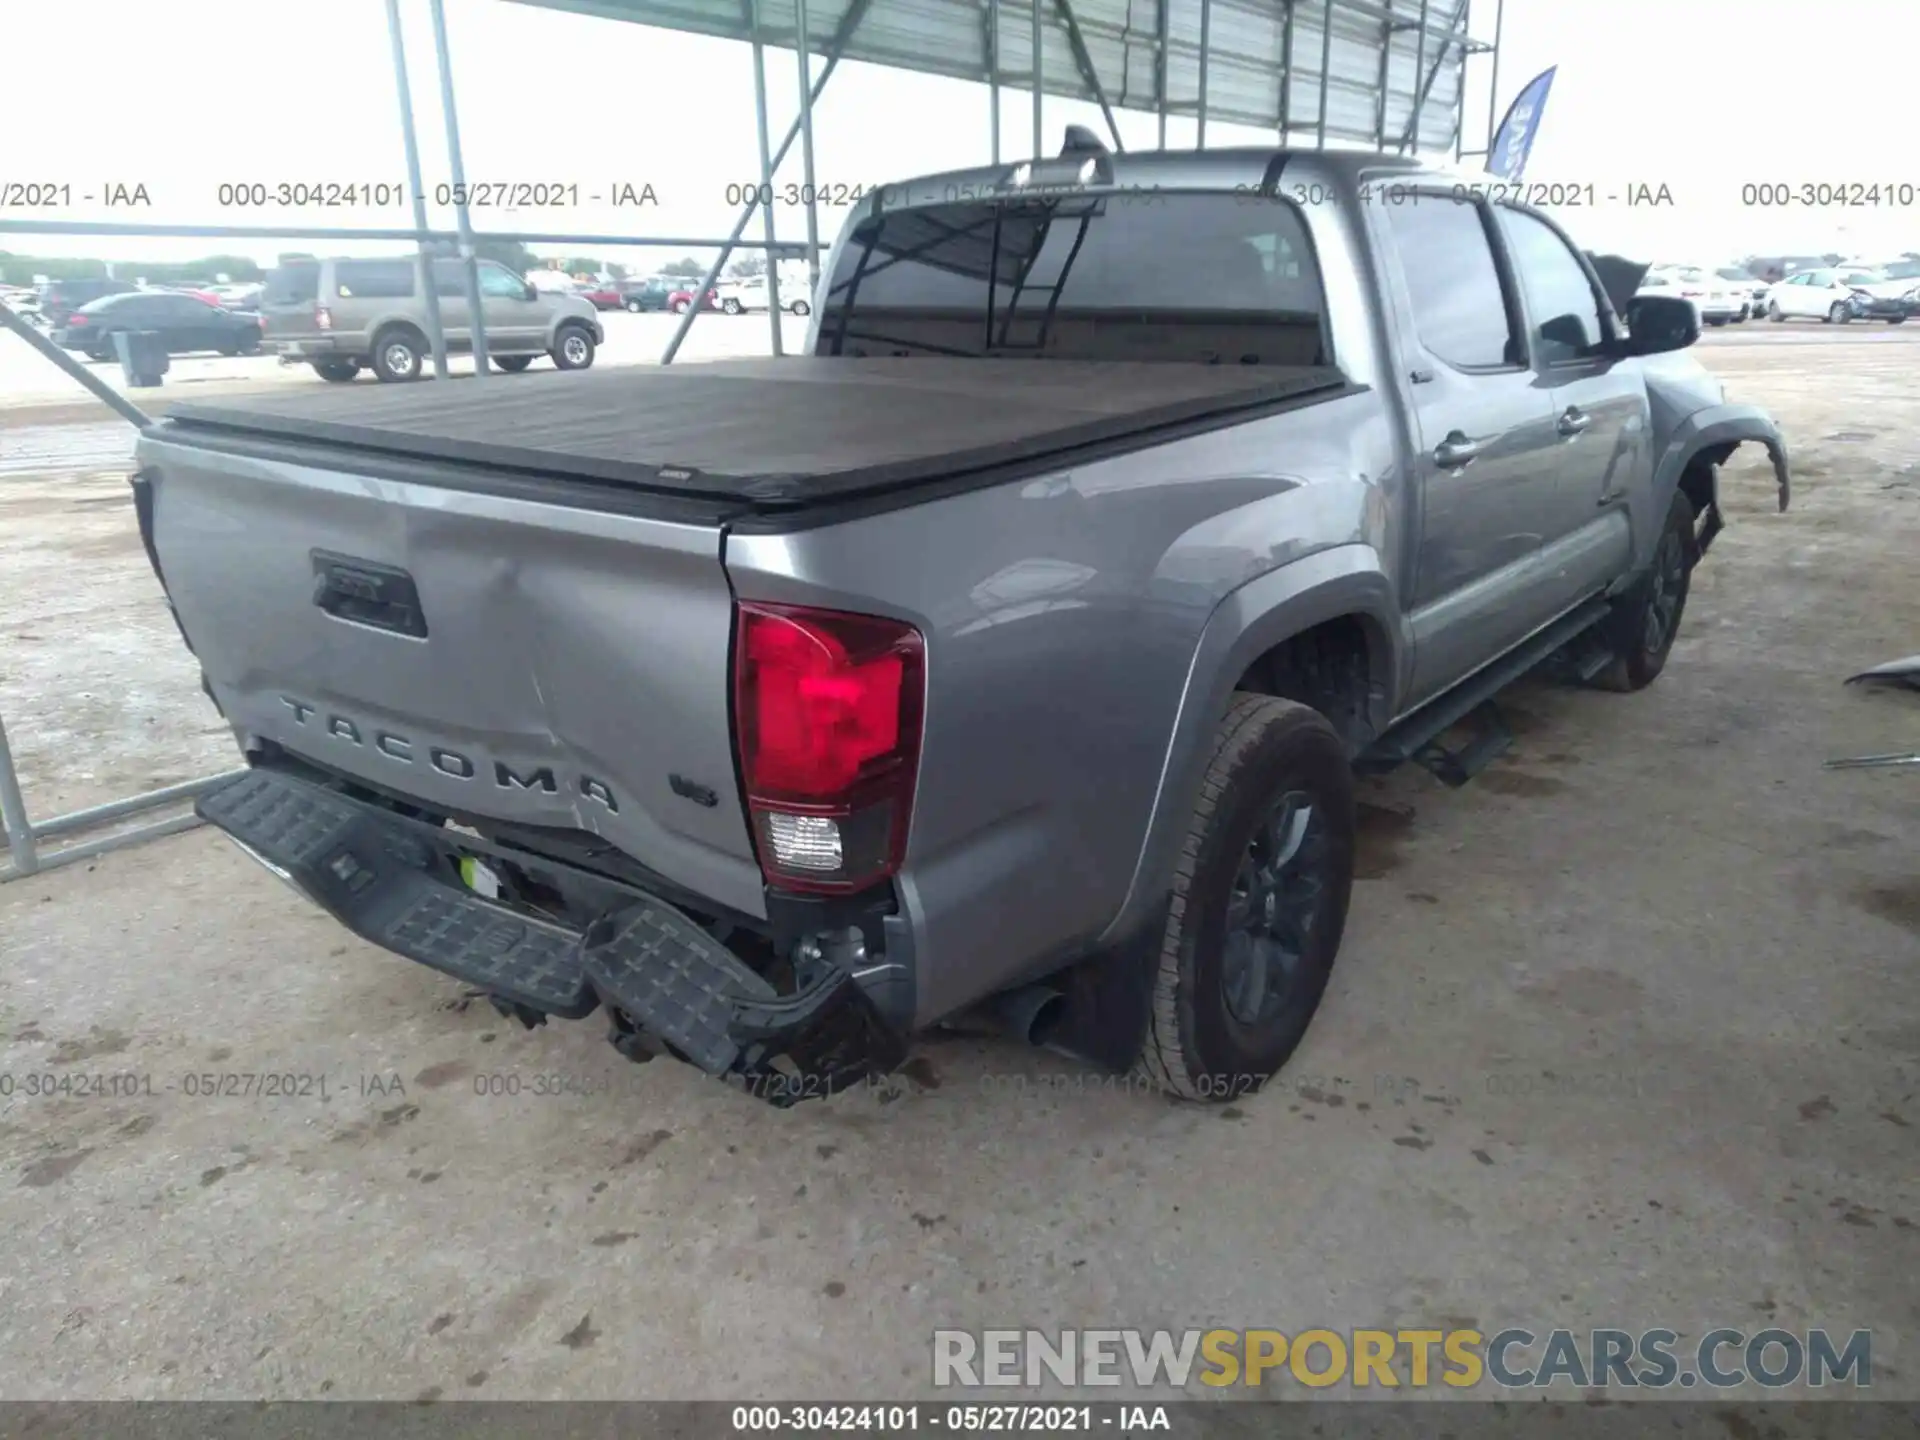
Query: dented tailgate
[[134, 432, 767, 921]]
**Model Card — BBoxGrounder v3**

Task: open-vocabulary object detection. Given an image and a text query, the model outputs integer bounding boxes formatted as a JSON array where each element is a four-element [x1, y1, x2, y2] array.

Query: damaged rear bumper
[[196, 767, 907, 1105]]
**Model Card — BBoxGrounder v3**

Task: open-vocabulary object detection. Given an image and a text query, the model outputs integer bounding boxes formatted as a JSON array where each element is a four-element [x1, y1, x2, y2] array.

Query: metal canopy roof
[[501, 0, 1483, 154]]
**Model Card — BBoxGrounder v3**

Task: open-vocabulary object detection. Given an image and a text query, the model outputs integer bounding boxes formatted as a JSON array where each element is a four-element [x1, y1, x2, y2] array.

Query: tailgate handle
[[311, 551, 429, 638]]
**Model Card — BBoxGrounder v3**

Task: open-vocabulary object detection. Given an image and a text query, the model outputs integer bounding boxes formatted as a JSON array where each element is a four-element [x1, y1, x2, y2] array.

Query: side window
[[335, 260, 416, 299], [478, 264, 525, 299], [1382, 193, 1517, 370], [432, 259, 465, 298], [1492, 206, 1606, 364]]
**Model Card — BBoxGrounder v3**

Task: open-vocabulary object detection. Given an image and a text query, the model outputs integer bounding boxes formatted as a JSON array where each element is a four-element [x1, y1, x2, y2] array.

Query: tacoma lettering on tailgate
[[278, 696, 620, 813]]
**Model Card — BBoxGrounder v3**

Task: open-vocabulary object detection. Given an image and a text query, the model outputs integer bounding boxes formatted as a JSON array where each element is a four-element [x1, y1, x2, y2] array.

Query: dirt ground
[[1, 327, 1917, 1404]]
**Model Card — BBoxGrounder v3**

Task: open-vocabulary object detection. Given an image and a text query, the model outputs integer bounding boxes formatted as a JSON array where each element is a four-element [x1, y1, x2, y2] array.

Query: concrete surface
[[0, 326, 1916, 1403]]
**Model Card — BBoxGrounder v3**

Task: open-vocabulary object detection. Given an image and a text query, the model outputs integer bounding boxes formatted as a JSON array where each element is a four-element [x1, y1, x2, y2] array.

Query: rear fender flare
[[1643, 402, 1790, 569], [1095, 543, 1405, 948]]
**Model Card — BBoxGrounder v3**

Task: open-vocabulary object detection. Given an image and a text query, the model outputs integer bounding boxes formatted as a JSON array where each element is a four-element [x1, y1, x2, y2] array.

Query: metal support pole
[[1455, 0, 1469, 161], [1484, 0, 1505, 157], [429, 0, 488, 379], [1197, 0, 1212, 147], [661, 0, 873, 364], [384, 0, 450, 380], [796, 0, 822, 291], [1374, 10, 1392, 150], [0, 300, 151, 430], [1404, 0, 1428, 153], [1316, 0, 1334, 147], [1155, 0, 1169, 147], [1053, 0, 1125, 151], [0, 712, 37, 880], [1031, 0, 1045, 158], [1279, 0, 1296, 144], [988, 0, 1002, 162], [749, 0, 784, 356]]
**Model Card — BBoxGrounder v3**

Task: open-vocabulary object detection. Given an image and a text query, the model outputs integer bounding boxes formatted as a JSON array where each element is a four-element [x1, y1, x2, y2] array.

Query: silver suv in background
[[260, 256, 605, 383]]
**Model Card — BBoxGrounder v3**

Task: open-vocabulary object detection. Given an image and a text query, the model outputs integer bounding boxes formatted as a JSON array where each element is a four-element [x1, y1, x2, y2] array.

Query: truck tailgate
[[135, 433, 767, 921]]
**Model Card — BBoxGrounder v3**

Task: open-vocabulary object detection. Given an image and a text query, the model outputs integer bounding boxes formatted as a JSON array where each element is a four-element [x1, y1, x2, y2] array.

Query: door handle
[[1556, 407, 1592, 437], [1433, 431, 1485, 468]]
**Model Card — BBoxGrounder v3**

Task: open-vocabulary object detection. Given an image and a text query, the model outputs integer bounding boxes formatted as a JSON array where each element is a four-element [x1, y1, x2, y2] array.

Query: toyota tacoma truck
[[130, 139, 1790, 1105]]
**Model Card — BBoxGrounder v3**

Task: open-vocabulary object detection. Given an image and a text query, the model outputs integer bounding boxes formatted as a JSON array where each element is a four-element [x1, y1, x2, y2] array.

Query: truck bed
[[159, 357, 1349, 512]]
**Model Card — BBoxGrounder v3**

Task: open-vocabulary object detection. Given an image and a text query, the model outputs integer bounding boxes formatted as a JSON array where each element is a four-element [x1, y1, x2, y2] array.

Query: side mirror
[[522, 283, 538, 302], [1621, 294, 1699, 356]]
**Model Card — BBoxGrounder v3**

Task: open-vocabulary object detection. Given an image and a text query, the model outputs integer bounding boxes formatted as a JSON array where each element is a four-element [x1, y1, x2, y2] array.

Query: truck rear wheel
[[370, 327, 425, 383], [1134, 695, 1355, 1102], [1590, 488, 1696, 693]]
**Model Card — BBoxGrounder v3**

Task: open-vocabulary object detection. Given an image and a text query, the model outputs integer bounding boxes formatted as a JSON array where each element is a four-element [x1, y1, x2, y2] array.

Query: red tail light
[[69, 314, 90, 326], [733, 601, 925, 895]]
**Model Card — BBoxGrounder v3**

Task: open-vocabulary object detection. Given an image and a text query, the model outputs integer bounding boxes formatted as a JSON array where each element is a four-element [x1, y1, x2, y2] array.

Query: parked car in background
[[714, 273, 812, 316], [574, 282, 624, 311], [1714, 267, 1767, 320], [1767, 266, 1909, 323], [35, 278, 138, 331], [1636, 267, 1738, 325], [157, 285, 227, 308], [616, 277, 679, 312], [51, 291, 265, 360], [209, 283, 264, 312], [258, 255, 605, 382], [0, 285, 41, 322], [667, 282, 719, 314], [1838, 258, 1920, 314]]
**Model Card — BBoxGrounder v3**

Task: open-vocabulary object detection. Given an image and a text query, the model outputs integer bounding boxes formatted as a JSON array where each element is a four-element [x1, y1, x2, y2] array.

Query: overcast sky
[[3, 0, 1916, 275]]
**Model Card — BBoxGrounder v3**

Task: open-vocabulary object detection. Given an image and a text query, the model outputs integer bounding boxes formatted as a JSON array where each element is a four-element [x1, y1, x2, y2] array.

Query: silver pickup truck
[[132, 140, 1789, 1105]]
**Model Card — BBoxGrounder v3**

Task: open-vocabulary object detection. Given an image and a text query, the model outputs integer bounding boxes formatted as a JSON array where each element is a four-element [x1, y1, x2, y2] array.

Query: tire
[[721, 298, 744, 315], [624, 299, 644, 313], [1132, 695, 1356, 1102], [1827, 301, 1850, 324], [237, 333, 261, 356], [311, 360, 360, 383], [1888, 316, 1906, 325], [493, 354, 534, 372], [1590, 487, 1697, 693], [789, 299, 811, 317], [669, 298, 690, 314], [1770, 304, 1785, 322], [370, 326, 425, 383], [550, 322, 596, 371]]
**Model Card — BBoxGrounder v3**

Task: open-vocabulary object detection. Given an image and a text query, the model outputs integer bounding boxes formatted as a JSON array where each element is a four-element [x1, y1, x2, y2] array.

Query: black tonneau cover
[[159, 357, 1348, 508]]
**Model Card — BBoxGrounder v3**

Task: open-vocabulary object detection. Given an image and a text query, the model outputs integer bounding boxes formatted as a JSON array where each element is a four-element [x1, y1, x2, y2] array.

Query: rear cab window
[[814, 190, 1330, 367]]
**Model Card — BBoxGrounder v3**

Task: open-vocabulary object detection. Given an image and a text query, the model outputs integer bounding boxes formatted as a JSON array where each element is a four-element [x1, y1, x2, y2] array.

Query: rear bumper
[[197, 766, 908, 1104], [273, 337, 351, 360]]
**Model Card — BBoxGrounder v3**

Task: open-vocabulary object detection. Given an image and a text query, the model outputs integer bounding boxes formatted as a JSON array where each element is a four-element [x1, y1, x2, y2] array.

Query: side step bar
[[1358, 598, 1613, 776]]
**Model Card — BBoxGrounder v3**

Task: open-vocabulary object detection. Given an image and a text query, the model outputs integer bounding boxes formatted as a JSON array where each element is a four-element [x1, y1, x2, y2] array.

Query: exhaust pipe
[[991, 984, 1067, 1047]]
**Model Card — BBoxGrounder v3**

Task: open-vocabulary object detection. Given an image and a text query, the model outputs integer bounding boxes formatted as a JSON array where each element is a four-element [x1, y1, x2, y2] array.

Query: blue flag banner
[[1487, 66, 1557, 181]]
